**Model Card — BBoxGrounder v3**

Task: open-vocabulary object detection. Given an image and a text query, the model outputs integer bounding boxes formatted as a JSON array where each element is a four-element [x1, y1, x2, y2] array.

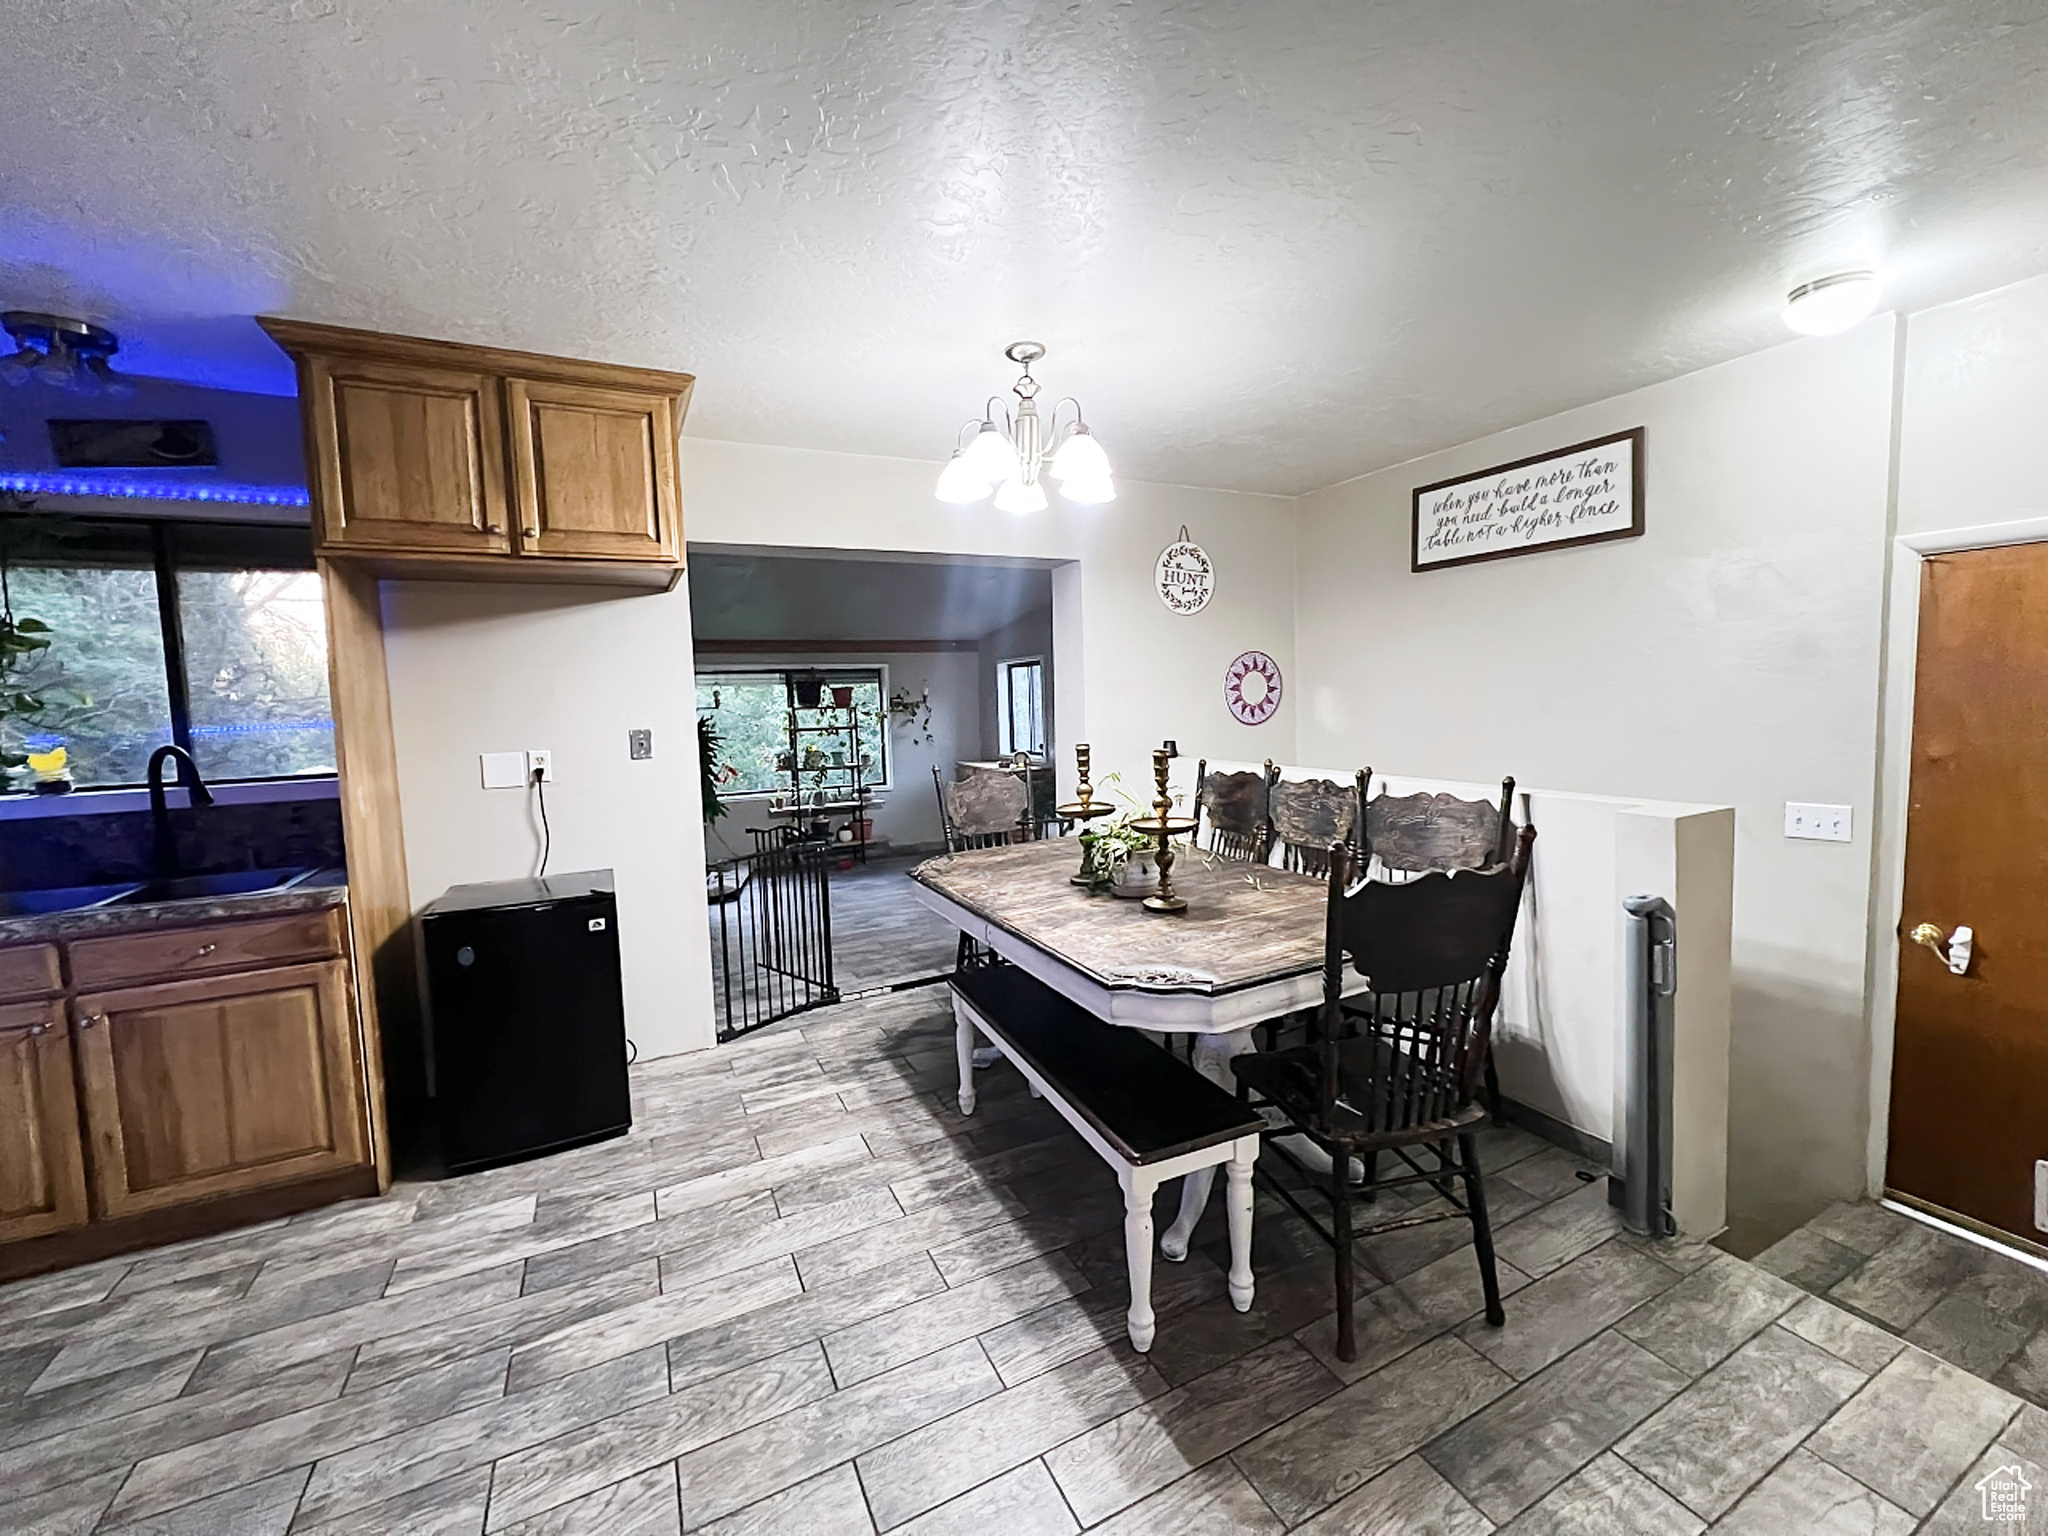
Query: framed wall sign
[[1155, 527, 1214, 613], [1224, 650, 1283, 725], [1412, 427, 1643, 572]]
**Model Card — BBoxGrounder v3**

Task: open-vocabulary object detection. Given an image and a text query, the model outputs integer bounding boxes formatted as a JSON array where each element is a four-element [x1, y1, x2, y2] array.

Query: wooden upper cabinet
[[0, 1001, 91, 1245], [260, 318, 691, 587], [507, 378, 681, 562], [306, 353, 511, 556], [72, 959, 368, 1220]]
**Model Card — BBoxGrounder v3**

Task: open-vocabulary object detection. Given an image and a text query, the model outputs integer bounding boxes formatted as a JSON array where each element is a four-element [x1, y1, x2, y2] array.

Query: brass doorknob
[[1909, 922, 1974, 975]]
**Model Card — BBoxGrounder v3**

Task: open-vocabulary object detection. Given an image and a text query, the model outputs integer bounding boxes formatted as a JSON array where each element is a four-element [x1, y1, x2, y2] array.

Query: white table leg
[[1225, 1135, 1258, 1312], [1160, 1029, 1256, 1260], [952, 997, 978, 1116], [1122, 1168, 1158, 1351], [1159, 1027, 1362, 1262]]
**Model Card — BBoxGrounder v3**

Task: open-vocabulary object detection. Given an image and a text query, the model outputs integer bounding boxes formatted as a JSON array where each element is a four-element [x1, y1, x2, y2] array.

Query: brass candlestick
[[1136, 746, 1197, 914], [1057, 742, 1116, 885]]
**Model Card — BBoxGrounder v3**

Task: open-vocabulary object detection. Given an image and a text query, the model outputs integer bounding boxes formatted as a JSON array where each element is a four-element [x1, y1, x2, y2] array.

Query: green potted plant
[[887, 685, 935, 745]]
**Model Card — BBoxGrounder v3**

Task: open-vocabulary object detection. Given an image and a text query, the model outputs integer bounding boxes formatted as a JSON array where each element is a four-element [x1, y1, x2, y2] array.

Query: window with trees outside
[[0, 515, 334, 789], [696, 668, 887, 798], [997, 656, 1045, 758]]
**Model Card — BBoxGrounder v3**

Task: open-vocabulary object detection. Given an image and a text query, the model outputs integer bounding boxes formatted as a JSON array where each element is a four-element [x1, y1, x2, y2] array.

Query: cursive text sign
[[1412, 428, 1643, 572]]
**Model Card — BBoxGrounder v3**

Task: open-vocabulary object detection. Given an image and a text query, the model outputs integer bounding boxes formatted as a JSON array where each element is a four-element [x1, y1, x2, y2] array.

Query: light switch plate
[[1784, 802, 1852, 842], [480, 751, 526, 790], [628, 729, 653, 761]]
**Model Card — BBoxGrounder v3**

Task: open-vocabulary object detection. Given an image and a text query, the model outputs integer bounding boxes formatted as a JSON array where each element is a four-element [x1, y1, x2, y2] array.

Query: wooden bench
[[949, 962, 1265, 1351]]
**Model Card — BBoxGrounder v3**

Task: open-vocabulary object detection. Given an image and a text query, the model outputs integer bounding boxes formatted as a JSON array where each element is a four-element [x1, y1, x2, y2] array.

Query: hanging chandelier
[[936, 341, 1114, 511]]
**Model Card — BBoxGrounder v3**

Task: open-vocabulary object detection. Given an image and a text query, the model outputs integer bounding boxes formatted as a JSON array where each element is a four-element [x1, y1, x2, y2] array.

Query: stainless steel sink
[[113, 867, 319, 904], [0, 882, 146, 918]]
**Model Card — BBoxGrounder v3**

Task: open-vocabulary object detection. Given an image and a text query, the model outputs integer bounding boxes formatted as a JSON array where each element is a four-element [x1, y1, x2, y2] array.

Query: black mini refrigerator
[[419, 870, 632, 1174]]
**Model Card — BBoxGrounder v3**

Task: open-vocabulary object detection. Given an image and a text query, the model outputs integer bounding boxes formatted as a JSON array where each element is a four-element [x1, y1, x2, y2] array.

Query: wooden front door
[[505, 377, 682, 562], [73, 960, 369, 1220], [1887, 541, 2048, 1245]]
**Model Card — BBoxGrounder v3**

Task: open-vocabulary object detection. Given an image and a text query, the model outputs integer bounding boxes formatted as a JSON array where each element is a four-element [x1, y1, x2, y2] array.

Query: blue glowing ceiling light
[[0, 471, 309, 507]]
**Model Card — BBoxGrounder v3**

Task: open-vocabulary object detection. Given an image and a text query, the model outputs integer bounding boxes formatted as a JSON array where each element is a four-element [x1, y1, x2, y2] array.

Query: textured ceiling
[[687, 551, 1051, 643], [3, 1, 2046, 494]]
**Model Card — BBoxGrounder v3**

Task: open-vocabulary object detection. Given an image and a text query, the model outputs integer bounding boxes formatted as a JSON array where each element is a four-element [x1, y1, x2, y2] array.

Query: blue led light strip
[[0, 471, 310, 508]]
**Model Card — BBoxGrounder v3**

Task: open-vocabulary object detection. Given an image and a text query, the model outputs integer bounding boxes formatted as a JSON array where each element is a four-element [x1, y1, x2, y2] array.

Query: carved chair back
[[1270, 768, 1364, 876], [1314, 827, 1535, 1135], [935, 765, 1030, 851], [1194, 758, 1275, 863], [1360, 775, 1519, 884]]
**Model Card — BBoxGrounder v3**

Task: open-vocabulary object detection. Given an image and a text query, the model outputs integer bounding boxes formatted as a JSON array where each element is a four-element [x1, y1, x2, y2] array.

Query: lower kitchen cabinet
[[0, 998, 92, 1245], [72, 958, 369, 1220]]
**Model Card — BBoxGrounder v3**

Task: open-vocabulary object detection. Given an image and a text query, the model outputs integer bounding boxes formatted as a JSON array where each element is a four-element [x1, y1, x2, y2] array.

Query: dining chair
[[1269, 766, 1365, 877], [1193, 758, 1275, 863], [1230, 826, 1536, 1361], [1360, 773, 1524, 1123], [934, 766, 1032, 972], [933, 765, 1031, 852]]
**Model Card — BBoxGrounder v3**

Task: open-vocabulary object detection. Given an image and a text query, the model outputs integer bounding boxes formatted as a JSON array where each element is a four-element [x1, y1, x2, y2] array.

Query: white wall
[[697, 648, 980, 856], [1897, 271, 2048, 538], [380, 579, 712, 1062], [1294, 321, 1899, 1242]]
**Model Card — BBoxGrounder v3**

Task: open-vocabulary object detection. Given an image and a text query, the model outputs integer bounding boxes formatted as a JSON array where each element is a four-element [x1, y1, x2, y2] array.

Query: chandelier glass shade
[[937, 342, 1114, 511]]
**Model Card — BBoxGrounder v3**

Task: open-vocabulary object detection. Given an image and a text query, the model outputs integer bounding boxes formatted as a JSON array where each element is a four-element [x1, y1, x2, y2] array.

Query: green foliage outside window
[[0, 512, 333, 789], [695, 669, 887, 799]]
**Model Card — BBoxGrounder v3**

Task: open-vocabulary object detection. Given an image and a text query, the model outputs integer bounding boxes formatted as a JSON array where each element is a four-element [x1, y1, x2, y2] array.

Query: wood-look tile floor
[[4, 987, 2041, 1534], [1756, 1197, 2048, 1413]]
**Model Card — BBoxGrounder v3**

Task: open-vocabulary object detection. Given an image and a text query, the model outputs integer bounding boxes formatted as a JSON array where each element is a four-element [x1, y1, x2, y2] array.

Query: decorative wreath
[[1224, 649, 1283, 725]]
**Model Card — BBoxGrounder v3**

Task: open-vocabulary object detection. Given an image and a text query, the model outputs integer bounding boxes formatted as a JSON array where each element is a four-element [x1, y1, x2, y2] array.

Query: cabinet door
[[303, 353, 513, 556], [0, 1001, 91, 1244], [505, 378, 682, 562], [73, 961, 369, 1220]]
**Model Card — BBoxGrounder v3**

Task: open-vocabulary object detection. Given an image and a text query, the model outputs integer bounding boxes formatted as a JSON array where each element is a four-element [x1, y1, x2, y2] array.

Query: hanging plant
[[888, 684, 935, 745], [697, 714, 734, 822]]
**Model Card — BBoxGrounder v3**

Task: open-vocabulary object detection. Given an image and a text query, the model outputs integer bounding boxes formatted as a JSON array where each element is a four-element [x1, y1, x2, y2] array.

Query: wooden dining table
[[909, 838, 1365, 1261]]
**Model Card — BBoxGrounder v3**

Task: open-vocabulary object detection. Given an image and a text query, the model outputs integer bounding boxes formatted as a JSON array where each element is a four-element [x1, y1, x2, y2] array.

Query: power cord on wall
[[532, 766, 552, 879]]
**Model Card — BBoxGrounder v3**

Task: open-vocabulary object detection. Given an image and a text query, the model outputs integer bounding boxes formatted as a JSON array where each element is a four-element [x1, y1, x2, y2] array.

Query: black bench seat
[[948, 960, 1266, 1351], [950, 963, 1263, 1162]]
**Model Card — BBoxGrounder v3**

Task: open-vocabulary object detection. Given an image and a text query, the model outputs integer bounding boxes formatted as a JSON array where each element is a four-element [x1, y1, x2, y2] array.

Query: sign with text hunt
[[1412, 427, 1644, 572]]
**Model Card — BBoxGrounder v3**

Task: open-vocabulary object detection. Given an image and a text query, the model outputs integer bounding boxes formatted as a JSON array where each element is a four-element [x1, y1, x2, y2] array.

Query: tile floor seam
[[851, 1454, 882, 1533]]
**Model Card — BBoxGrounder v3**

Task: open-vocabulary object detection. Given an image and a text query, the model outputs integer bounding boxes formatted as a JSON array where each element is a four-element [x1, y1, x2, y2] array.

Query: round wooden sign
[[1224, 650, 1283, 725], [1155, 527, 1214, 614]]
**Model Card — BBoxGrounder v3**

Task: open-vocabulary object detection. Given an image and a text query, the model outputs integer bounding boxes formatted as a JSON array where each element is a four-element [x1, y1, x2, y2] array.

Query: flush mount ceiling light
[[936, 341, 1114, 511], [0, 312, 136, 397], [1782, 272, 1881, 337]]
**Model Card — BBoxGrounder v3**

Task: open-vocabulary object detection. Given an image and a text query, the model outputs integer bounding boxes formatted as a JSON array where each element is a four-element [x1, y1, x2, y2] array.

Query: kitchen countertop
[[0, 872, 349, 946]]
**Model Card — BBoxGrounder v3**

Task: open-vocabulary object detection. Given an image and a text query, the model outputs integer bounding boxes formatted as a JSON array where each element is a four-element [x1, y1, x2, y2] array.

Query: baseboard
[[1499, 1096, 1612, 1165]]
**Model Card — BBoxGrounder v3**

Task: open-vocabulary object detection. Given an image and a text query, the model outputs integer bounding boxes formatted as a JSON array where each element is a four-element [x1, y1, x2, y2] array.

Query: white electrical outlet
[[525, 749, 554, 783], [1784, 802, 1852, 842], [480, 751, 526, 790]]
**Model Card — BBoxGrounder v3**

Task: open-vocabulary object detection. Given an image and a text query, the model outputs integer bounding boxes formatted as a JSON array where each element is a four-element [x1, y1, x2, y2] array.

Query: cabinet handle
[[485, 522, 504, 535], [522, 524, 540, 539], [0, 1020, 52, 1041], [78, 1014, 100, 1030], [194, 943, 217, 958]]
